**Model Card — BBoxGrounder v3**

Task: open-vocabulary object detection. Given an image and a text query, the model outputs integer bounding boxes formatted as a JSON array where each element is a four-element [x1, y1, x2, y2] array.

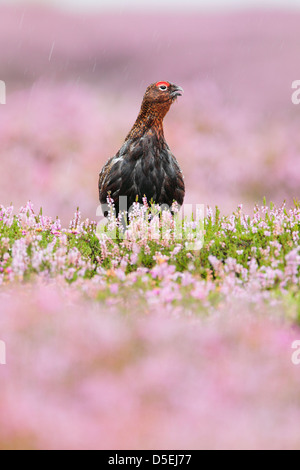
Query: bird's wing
[[98, 140, 134, 203], [98, 154, 123, 204], [158, 145, 185, 207]]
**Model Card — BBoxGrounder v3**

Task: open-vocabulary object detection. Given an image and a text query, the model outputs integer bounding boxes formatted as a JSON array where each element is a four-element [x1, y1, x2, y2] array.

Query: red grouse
[[99, 81, 185, 216]]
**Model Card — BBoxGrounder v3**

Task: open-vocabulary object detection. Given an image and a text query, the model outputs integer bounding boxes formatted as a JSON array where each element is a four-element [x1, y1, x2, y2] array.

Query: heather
[[0, 200, 300, 449], [1, 7, 300, 221], [2, 200, 300, 317], [1, 287, 300, 450]]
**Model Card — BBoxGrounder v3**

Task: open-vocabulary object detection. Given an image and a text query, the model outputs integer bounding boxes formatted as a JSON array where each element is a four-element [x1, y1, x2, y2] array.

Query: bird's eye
[[156, 81, 169, 91]]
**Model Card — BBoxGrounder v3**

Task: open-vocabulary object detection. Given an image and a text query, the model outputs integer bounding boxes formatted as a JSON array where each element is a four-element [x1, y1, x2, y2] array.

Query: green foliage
[[2, 201, 300, 323]]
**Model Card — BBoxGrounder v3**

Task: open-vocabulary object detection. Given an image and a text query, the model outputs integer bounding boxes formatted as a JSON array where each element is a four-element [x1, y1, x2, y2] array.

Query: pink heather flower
[[1, 238, 10, 249], [191, 281, 207, 300], [180, 272, 194, 286], [224, 257, 238, 273], [208, 255, 223, 273], [70, 209, 81, 230], [170, 245, 182, 258], [142, 196, 149, 209], [285, 248, 300, 284], [130, 253, 138, 265], [1, 206, 14, 227], [120, 258, 128, 270], [206, 207, 214, 221], [110, 283, 119, 294], [156, 284, 182, 304], [115, 269, 126, 281], [20, 201, 35, 216], [11, 238, 28, 279], [151, 262, 175, 280]]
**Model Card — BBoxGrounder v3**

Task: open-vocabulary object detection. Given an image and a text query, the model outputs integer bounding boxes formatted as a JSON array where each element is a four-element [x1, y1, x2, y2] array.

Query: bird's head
[[140, 81, 184, 122], [143, 81, 184, 105], [127, 81, 184, 139]]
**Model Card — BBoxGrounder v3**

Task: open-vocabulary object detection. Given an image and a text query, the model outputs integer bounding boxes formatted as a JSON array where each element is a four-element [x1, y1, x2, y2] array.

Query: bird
[[98, 81, 185, 218]]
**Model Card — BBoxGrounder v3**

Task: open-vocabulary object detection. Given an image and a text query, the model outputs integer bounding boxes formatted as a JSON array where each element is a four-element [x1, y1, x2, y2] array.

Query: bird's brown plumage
[[99, 81, 185, 216]]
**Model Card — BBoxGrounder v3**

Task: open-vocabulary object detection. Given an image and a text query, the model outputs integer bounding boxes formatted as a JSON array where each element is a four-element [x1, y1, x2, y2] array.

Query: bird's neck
[[126, 102, 170, 141]]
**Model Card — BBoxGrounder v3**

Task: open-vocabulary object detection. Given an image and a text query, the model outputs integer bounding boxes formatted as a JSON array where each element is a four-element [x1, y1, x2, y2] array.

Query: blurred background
[[1, 0, 300, 222]]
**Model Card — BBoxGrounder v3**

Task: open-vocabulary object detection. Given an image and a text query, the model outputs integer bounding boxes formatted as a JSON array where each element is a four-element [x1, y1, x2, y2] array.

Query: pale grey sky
[[5, 0, 300, 11]]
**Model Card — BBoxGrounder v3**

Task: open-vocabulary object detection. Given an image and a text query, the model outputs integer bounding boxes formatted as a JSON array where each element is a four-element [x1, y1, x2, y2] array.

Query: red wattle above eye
[[156, 81, 169, 88]]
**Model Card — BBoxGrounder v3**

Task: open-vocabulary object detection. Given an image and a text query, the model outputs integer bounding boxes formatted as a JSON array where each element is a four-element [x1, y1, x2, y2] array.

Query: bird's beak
[[170, 84, 184, 99]]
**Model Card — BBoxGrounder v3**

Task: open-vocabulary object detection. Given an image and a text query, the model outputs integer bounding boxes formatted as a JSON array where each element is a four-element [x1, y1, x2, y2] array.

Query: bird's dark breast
[[99, 135, 185, 215]]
